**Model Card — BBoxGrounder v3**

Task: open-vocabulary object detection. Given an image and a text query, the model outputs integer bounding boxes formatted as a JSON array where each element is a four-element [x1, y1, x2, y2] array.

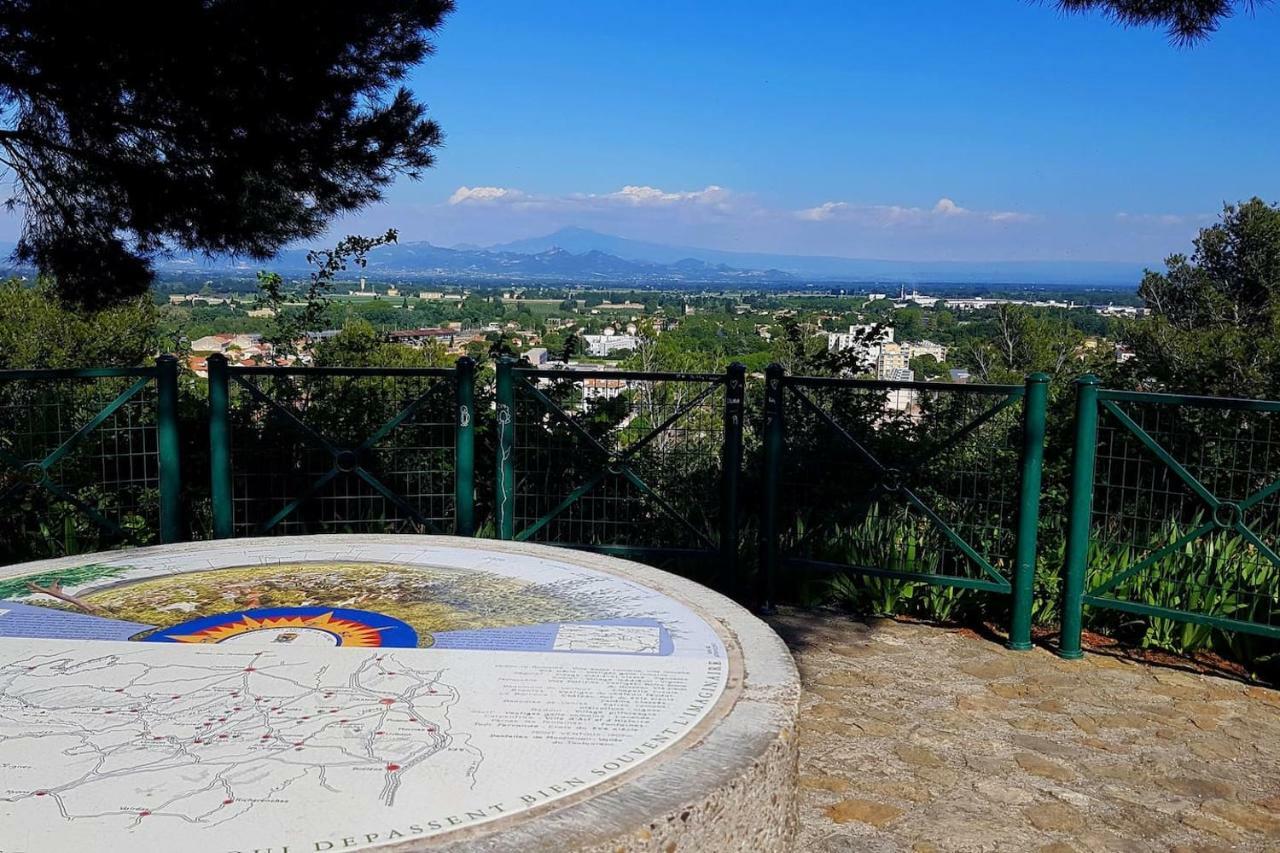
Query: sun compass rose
[[143, 606, 419, 648]]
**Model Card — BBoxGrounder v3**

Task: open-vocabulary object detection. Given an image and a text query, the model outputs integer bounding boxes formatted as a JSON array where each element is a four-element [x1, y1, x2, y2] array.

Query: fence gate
[[1060, 378, 1280, 657], [495, 359, 744, 585], [0, 358, 181, 562], [209, 357, 473, 538], [762, 366, 1047, 648]]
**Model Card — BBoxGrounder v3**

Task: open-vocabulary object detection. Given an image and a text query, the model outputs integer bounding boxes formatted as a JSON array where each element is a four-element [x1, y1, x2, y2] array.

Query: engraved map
[[0, 543, 729, 853]]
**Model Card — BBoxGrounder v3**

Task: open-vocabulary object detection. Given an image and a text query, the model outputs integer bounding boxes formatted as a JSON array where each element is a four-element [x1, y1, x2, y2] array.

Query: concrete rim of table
[[0, 535, 801, 852]]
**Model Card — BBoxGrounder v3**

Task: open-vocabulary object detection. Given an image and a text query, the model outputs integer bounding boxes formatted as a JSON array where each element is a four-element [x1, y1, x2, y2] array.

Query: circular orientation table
[[0, 536, 799, 852]]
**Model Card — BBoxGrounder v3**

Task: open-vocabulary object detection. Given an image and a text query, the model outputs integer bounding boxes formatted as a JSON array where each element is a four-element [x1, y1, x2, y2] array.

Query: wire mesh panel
[[0, 368, 161, 562], [224, 367, 458, 537], [776, 375, 1027, 592], [1083, 391, 1280, 639], [504, 366, 732, 561]]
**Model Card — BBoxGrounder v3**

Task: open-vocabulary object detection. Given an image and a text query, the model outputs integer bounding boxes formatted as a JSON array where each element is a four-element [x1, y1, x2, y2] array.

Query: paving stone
[[894, 744, 945, 768], [1011, 734, 1078, 757], [1202, 799, 1280, 836], [1181, 812, 1247, 843], [799, 774, 851, 794], [1025, 802, 1086, 833], [1157, 776, 1239, 801], [1015, 752, 1076, 782], [959, 658, 1020, 679], [824, 798, 905, 827], [767, 608, 1280, 853]]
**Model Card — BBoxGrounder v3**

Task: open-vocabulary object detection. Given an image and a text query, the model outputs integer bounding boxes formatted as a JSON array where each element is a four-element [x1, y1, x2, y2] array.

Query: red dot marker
[[34, 791, 47, 797], [139, 811, 150, 817], [386, 763, 400, 771], [223, 799, 233, 805], [379, 699, 395, 705]]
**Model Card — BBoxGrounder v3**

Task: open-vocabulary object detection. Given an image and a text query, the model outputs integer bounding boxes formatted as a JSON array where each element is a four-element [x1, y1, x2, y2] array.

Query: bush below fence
[[1, 358, 1277, 675]]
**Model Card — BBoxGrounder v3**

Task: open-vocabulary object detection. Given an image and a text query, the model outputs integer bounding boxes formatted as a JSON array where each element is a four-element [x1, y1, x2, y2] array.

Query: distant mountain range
[[485, 228, 1147, 285], [156, 238, 793, 283], [3, 228, 1149, 286]]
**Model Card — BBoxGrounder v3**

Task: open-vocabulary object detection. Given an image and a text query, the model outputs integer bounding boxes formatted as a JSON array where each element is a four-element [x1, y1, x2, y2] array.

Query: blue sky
[[8, 1, 1279, 265], [337, 0, 1277, 264]]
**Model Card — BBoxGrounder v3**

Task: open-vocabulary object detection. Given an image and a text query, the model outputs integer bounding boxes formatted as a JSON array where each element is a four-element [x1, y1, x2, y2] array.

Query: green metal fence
[[761, 365, 1048, 648], [8, 355, 1280, 666], [495, 358, 745, 585], [1060, 377, 1280, 658], [0, 357, 181, 563], [208, 355, 474, 539]]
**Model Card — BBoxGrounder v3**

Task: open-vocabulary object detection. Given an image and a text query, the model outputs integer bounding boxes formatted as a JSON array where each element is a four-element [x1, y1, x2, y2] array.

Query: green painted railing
[[207, 355, 474, 539], [760, 365, 1049, 649], [1060, 377, 1280, 657], [7, 357, 1279, 666], [494, 358, 746, 588], [0, 357, 181, 563]]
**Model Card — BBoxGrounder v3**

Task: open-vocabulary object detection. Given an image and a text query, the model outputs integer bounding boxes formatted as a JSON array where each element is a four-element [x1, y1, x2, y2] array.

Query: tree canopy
[[0, 279, 159, 368], [0, 1, 452, 306], [1053, 0, 1269, 43], [1128, 197, 1280, 397]]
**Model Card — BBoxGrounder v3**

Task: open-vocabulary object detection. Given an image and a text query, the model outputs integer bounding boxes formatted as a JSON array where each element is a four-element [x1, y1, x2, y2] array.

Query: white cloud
[[448, 186, 526, 205], [1115, 211, 1212, 226], [604, 185, 730, 205], [796, 201, 849, 222], [797, 197, 1033, 226], [446, 184, 738, 214]]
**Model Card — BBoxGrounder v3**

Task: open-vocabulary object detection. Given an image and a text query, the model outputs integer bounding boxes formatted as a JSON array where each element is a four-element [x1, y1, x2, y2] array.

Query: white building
[[876, 343, 911, 379], [907, 340, 949, 362], [190, 333, 263, 354], [828, 324, 894, 361], [583, 333, 641, 357]]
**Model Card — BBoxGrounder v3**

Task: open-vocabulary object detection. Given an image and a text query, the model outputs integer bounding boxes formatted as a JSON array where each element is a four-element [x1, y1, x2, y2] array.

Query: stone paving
[[767, 608, 1280, 853]]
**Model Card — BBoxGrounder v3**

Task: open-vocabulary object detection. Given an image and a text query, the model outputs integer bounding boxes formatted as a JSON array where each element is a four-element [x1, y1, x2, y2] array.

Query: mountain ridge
[[484, 227, 1147, 285], [1, 231, 1148, 286]]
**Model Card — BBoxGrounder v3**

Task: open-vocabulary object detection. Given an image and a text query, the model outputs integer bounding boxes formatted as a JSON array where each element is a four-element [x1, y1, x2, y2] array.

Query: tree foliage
[[0, 279, 159, 368], [313, 319, 448, 368], [1052, 0, 1269, 43], [1128, 197, 1280, 397], [258, 230, 399, 355], [0, 1, 452, 306]]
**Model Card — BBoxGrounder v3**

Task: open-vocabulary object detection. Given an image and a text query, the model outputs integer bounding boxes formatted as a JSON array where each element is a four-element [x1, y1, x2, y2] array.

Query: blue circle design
[[143, 606, 419, 647]]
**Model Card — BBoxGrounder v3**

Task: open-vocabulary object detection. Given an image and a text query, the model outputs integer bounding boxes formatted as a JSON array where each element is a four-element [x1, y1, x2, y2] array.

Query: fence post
[[495, 356, 516, 540], [155, 354, 183, 544], [1008, 372, 1049, 651], [207, 353, 234, 539], [1059, 374, 1100, 660], [720, 363, 746, 593], [454, 357, 476, 537], [760, 363, 785, 610]]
